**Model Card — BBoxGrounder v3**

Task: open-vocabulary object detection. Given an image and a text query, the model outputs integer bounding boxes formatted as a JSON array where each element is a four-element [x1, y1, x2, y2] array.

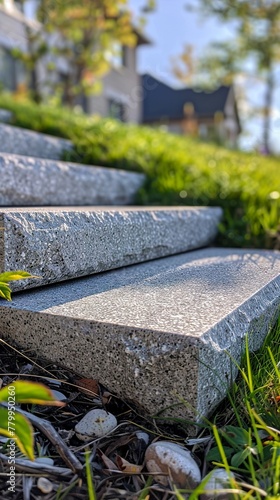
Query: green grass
[[0, 92, 279, 249], [189, 316, 280, 499]]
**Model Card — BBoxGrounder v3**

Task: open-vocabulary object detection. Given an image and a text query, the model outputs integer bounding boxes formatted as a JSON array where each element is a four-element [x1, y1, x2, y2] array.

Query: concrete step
[[0, 247, 279, 429], [0, 123, 72, 160], [0, 206, 222, 290], [0, 109, 12, 124], [0, 153, 145, 206]]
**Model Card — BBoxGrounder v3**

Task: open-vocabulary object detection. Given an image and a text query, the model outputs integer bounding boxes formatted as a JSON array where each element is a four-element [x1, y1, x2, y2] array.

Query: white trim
[[0, 3, 40, 29], [105, 88, 130, 105]]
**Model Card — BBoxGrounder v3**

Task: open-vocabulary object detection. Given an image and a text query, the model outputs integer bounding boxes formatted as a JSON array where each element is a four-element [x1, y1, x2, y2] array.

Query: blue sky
[[130, 0, 234, 85], [130, 0, 280, 152]]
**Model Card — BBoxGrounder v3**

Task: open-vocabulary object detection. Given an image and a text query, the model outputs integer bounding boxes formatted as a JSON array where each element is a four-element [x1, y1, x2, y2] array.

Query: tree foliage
[[37, 0, 137, 105], [6, 0, 138, 104], [170, 44, 196, 85], [194, 0, 280, 153]]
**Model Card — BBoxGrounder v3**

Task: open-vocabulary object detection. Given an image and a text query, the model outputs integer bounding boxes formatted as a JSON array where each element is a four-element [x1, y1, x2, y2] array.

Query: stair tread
[[1, 247, 279, 426]]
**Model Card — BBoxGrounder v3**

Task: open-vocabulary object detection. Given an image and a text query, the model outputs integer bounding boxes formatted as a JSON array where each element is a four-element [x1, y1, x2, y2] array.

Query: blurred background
[[1, 0, 279, 153], [0, 0, 279, 250]]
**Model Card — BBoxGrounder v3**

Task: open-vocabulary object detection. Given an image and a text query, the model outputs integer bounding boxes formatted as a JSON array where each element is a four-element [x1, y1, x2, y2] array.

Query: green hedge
[[1, 93, 279, 249]]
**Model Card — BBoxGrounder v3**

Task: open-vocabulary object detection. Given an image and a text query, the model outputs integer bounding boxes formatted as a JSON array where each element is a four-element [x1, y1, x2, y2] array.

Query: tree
[[141, 0, 157, 13], [37, 0, 137, 106], [4, 0, 138, 105], [11, 23, 48, 103], [193, 0, 280, 154], [170, 44, 196, 85]]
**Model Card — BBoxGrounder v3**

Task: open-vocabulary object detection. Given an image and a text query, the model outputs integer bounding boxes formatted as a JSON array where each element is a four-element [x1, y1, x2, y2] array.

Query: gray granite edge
[[0, 152, 146, 178], [0, 123, 72, 147], [196, 276, 280, 417], [2, 207, 222, 291], [0, 307, 200, 419], [0, 213, 4, 270]]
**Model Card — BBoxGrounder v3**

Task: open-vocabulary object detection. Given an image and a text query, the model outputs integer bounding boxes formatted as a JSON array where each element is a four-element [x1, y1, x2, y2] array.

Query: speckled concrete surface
[[0, 109, 12, 123], [0, 153, 145, 206], [0, 247, 279, 427], [0, 206, 222, 290], [0, 124, 72, 159]]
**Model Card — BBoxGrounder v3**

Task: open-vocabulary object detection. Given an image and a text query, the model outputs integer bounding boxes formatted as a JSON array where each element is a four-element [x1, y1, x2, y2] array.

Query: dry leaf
[[97, 449, 118, 472], [105, 433, 135, 456], [115, 455, 143, 474], [76, 378, 99, 397], [101, 390, 112, 405]]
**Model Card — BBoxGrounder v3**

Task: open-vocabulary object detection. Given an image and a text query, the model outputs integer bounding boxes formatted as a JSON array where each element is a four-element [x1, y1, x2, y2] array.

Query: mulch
[[0, 339, 213, 500]]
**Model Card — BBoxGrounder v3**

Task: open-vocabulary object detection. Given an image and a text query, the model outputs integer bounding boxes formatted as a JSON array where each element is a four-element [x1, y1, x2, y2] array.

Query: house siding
[[0, 6, 29, 51], [87, 47, 142, 123], [0, 5, 144, 124]]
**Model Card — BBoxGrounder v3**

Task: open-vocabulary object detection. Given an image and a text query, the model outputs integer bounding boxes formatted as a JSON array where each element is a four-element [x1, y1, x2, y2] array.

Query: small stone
[[46, 378, 62, 387], [136, 431, 149, 445], [145, 441, 201, 488], [75, 409, 117, 441], [200, 468, 235, 500], [50, 389, 67, 401], [37, 477, 53, 493]]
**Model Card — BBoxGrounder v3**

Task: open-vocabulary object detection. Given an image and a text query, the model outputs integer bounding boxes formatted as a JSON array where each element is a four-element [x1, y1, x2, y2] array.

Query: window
[[105, 43, 127, 69], [0, 47, 17, 91], [121, 46, 128, 68], [0, 48, 29, 92], [199, 124, 208, 138], [108, 99, 126, 122]]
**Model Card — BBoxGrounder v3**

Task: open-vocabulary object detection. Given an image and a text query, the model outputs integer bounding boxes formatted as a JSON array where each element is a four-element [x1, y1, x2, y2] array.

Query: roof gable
[[142, 74, 232, 122]]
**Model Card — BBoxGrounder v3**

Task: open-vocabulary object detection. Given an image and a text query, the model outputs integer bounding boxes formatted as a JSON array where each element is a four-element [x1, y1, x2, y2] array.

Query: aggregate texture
[[0, 206, 222, 290], [0, 109, 12, 123], [0, 247, 279, 428], [0, 153, 145, 206], [0, 123, 72, 159]]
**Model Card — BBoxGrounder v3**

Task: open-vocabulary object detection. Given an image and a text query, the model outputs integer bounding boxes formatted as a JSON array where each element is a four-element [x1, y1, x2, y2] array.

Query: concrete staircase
[[0, 124, 279, 430]]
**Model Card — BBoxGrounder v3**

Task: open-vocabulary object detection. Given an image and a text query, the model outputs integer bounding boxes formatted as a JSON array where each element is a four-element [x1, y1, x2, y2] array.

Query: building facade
[[0, 0, 150, 124], [0, 1, 241, 141], [142, 74, 241, 147]]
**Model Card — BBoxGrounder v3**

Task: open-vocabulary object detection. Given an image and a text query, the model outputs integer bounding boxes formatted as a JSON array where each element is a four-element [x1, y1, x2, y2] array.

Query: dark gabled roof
[[133, 27, 151, 46], [142, 74, 231, 122]]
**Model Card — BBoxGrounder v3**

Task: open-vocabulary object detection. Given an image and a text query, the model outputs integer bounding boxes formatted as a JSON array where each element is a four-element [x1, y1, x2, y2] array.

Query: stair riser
[[0, 123, 72, 160], [1, 207, 222, 290], [0, 153, 145, 206], [0, 109, 12, 124]]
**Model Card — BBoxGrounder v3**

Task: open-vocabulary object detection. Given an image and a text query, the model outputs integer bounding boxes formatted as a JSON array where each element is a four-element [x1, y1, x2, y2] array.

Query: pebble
[[75, 409, 117, 441], [46, 378, 62, 387], [200, 468, 235, 500], [37, 477, 53, 493], [135, 431, 149, 445], [145, 441, 201, 488], [50, 389, 67, 401]]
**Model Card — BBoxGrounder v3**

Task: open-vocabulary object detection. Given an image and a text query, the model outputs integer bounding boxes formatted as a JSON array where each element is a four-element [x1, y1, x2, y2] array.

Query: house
[[84, 31, 150, 124], [0, 1, 33, 91], [141, 74, 241, 147], [0, 1, 240, 138], [0, 0, 150, 124]]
